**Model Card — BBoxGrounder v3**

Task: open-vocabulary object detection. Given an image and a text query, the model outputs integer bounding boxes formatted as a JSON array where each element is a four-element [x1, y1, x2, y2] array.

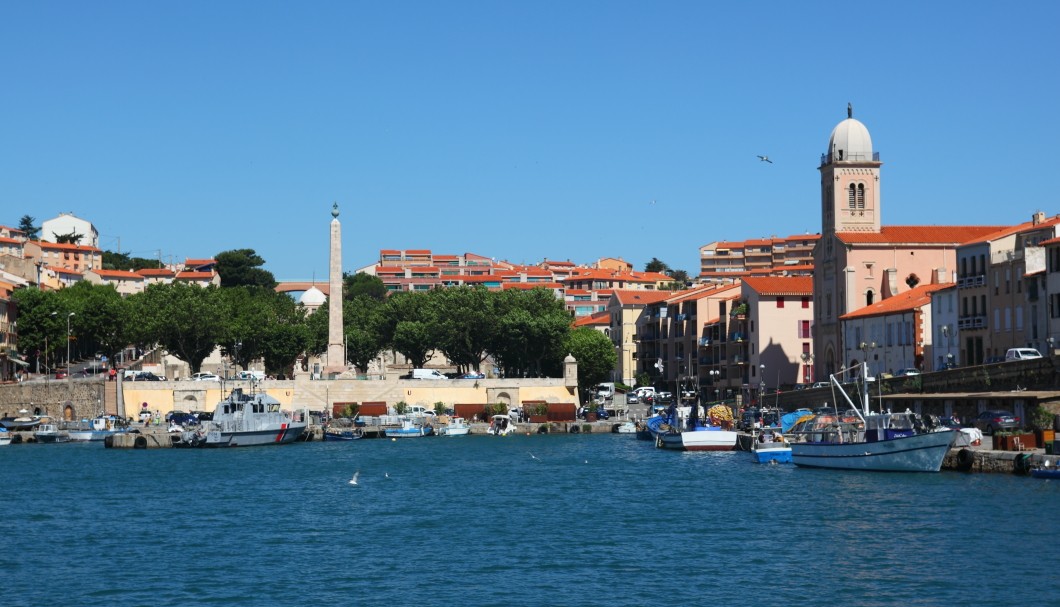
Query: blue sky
[[3, 1, 1058, 281]]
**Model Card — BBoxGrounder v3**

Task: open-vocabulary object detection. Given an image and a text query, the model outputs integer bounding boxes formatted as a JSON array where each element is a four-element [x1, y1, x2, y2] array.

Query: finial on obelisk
[[847, 102, 853, 119], [331, 201, 340, 218]]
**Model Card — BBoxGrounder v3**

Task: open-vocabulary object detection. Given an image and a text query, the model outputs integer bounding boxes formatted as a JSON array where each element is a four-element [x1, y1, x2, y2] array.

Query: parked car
[[974, 410, 1020, 435], [1005, 348, 1042, 361], [134, 372, 163, 381], [625, 392, 639, 405], [166, 411, 198, 426], [810, 381, 830, 389], [893, 368, 921, 376], [55, 370, 68, 379], [654, 391, 673, 405], [460, 372, 485, 379], [191, 372, 221, 381]]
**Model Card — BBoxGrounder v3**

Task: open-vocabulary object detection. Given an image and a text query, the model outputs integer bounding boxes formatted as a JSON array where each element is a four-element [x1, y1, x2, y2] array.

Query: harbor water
[[2, 434, 1057, 606]]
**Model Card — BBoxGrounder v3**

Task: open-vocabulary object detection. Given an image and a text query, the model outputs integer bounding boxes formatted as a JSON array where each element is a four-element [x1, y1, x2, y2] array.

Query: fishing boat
[[1, 409, 40, 431], [0, 427, 11, 446], [612, 421, 637, 434], [750, 427, 792, 463], [439, 417, 470, 436], [384, 419, 433, 438], [35, 424, 70, 444], [67, 416, 129, 442], [323, 428, 364, 441], [188, 388, 307, 447], [653, 404, 738, 451], [788, 364, 956, 472], [1030, 461, 1060, 479]]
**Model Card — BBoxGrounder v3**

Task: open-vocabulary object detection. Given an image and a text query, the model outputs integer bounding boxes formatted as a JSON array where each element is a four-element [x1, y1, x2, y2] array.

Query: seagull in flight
[[348, 471, 360, 486], [757, 155, 773, 164], [528, 452, 539, 460]]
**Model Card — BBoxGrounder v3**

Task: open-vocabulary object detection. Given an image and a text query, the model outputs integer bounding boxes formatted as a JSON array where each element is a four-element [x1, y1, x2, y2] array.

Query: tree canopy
[[18, 215, 39, 240], [343, 271, 387, 301], [215, 248, 277, 289]]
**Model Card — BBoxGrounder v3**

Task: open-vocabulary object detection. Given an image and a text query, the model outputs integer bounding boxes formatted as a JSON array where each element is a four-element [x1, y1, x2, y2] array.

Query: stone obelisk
[[325, 202, 345, 374]]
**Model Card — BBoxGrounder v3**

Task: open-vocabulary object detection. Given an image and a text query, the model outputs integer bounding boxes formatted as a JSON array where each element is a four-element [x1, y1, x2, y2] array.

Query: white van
[[411, 369, 447, 380], [1005, 348, 1042, 361], [594, 382, 615, 400]]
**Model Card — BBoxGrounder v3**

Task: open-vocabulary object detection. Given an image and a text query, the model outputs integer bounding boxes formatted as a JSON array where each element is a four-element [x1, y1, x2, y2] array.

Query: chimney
[[1033, 211, 1045, 225]]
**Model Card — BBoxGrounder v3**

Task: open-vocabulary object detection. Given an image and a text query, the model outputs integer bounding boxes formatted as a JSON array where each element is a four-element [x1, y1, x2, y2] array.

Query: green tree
[[215, 248, 276, 289], [563, 327, 618, 390], [380, 292, 436, 368], [18, 215, 39, 240], [488, 288, 571, 377], [128, 282, 225, 372], [53, 230, 85, 244], [431, 286, 494, 372], [102, 251, 161, 271], [343, 295, 386, 373], [644, 258, 670, 273], [343, 271, 387, 301], [57, 281, 131, 365], [257, 292, 309, 376], [11, 287, 64, 371]]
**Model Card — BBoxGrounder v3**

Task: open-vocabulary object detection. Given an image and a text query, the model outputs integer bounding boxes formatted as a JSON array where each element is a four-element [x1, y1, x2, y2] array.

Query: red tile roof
[[175, 271, 215, 280], [835, 226, 1006, 245], [184, 258, 216, 266], [573, 311, 610, 327], [35, 241, 100, 253], [92, 269, 144, 280], [741, 276, 814, 296], [136, 268, 175, 277], [610, 290, 672, 306], [45, 265, 82, 276], [960, 215, 1060, 246], [840, 284, 949, 320]]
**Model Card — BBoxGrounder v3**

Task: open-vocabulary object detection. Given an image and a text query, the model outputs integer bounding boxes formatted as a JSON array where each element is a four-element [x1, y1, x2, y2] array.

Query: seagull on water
[[385, 472, 390, 479], [757, 155, 773, 164], [348, 471, 360, 486], [528, 452, 539, 460]]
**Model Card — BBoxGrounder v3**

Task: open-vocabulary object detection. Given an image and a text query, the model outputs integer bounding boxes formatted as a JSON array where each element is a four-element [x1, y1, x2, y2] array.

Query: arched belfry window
[[857, 183, 865, 209], [848, 184, 857, 209], [866, 289, 875, 306]]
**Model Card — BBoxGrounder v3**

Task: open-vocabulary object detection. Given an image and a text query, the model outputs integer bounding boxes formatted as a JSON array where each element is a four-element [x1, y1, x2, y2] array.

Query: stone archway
[[182, 394, 199, 412], [63, 402, 75, 421]]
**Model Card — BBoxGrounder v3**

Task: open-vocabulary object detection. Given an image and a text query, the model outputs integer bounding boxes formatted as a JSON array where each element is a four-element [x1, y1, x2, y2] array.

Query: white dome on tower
[[827, 105, 873, 162], [299, 286, 327, 307]]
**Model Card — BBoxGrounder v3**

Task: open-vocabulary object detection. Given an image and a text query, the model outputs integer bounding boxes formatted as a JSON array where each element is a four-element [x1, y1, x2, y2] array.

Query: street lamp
[[800, 352, 815, 384], [759, 363, 766, 402], [65, 312, 75, 380], [859, 341, 877, 379]]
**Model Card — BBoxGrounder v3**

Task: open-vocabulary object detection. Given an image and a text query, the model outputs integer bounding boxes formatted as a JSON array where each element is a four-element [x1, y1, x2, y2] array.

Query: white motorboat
[[35, 424, 70, 444], [788, 365, 956, 472], [0, 427, 11, 446], [188, 388, 307, 447], [750, 428, 792, 464], [67, 416, 129, 442], [487, 414, 517, 436], [384, 419, 433, 438], [439, 417, 470, 436]]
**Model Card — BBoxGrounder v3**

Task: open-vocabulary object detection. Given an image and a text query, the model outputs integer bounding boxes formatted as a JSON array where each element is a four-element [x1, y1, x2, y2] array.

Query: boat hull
[[384, 427, 432, 438], [67, 430, 127, 442], [790, 430, 956, 472], [751, 444, 792, 464], [323, 429, 363, 441], [204, 423, 307, 447], [657, 429, 738, 451]]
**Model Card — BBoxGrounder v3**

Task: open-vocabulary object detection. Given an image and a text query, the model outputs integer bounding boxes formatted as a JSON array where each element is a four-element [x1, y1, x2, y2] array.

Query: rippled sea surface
[[2, 434, 1058, 606]]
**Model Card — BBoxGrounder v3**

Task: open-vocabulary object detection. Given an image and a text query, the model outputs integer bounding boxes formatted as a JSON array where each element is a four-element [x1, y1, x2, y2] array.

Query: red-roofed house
[[699, 234, 819, 282], [175, 271, 221, 287], [24, 241, 102, 274], [812, 106, 1006, 377], [183, 258, 217, 273], [85, 269, 146, 296], [136, 268, 176, 286], [839, 283, 949, 375]]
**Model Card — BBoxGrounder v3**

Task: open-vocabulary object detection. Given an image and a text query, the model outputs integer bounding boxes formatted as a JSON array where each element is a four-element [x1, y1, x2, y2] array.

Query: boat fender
[[570, 424, 580, 434], [134, 435, 148, 449], [956, 448, 975, 471], [1014, 453, 1033, 475], [655, 435, 664, 448]]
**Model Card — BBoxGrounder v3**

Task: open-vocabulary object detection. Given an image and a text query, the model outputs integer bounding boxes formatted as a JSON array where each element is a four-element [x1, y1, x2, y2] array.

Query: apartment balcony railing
[[957, 315, 987, 330], [956, 275, 986, 288]]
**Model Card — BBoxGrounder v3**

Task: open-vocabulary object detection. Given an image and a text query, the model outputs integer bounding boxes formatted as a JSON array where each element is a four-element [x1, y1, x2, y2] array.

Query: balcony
[[956, 275, 986, 289], [957, 315, 987, 330]]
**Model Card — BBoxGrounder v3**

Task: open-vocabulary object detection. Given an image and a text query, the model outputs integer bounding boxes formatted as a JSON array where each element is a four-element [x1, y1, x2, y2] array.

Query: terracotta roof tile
[[836, 226, 1006, 245], [741, 276, 814, 296], [573, 311, 610, 327], [91, 269, 144, 280], [840, 284, 949, 320], [136, 268, 175, 277]]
